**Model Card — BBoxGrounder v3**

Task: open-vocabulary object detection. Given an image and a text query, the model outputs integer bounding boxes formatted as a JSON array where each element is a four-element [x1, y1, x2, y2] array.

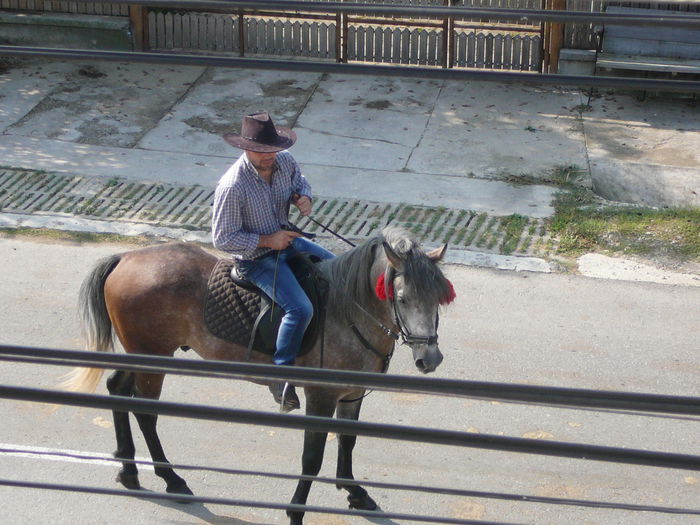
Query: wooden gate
[[0, 0, 549, 71], [142, 1, 546, 72]]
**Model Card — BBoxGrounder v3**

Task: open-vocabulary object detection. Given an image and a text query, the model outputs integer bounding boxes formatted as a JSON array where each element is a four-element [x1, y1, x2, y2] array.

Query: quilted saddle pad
[[204, 259, 263, 350], [203, 256, 328, 357]]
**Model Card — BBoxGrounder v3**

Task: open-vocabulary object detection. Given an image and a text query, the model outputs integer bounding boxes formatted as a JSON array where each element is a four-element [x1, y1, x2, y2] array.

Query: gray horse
[[62, 225, 454, 524]]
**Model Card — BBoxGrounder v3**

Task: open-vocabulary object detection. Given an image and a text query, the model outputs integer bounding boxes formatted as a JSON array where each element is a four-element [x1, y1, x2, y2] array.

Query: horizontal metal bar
[[3, 384, 700, 472], [0, 478, 515, 525], [5, 446, 697, 516], [3, 345, 700, 416], [84, 0, 700, 27], [0, 46, 698, 92]]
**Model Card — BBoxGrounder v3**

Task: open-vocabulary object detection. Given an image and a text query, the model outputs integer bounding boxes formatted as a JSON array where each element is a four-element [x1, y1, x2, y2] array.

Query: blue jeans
[[236, 237, 335, 365]]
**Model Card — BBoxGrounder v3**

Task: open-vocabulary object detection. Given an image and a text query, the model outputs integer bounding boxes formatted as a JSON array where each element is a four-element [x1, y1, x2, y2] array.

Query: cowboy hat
[[223, 111, 296, 153]]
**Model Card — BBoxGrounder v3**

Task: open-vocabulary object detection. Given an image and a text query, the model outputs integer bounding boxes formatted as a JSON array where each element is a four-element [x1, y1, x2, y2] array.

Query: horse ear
[[382, 241, 404, 270], [427, 243, 448, 261]]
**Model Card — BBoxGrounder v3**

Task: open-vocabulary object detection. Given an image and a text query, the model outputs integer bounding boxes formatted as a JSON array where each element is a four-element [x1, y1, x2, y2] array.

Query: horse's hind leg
[[132, 372, 193, 498], [106, 370, 140, 490], [288, 392, 336, 525], [335, 398, 378, 511]]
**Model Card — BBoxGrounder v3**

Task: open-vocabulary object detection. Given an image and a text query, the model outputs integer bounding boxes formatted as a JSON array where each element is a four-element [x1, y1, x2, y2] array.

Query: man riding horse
[[211, 111, 335, 413]]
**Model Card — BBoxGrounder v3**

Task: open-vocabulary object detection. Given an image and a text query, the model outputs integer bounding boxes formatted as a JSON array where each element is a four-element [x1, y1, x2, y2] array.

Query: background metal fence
[[3, 0, 700, 72]]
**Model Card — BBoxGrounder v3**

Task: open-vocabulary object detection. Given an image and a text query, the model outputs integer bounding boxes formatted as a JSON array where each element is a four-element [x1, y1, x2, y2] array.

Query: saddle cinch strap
[[203, 254, 329, 361]]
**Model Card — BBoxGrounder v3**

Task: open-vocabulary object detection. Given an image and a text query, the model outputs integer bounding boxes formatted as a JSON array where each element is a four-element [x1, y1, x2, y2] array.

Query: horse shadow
[[141, 488, 402, 525], [364, 507, 401, 525], [138, 489, 264, 524]]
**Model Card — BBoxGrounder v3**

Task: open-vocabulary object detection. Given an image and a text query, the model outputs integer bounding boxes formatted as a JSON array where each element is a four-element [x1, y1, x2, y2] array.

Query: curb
[[0, 211, 555, 274]]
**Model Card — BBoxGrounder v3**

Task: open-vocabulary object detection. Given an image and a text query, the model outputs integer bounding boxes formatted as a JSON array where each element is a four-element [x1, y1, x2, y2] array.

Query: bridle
[[349, 266, 439, 364], [385, 266, 439, 347]]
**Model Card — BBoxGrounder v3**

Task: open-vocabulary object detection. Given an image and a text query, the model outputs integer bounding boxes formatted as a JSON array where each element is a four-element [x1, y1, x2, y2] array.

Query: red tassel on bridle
[[375, 273, 456, 304], [375, 272, 393, 301], [442, 280, 456, 305]]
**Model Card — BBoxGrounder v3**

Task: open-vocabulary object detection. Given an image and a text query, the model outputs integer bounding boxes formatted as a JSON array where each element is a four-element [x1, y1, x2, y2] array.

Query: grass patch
[[546, 165, 699, 263], [505, 165, 587, 188], [551, 198, 700, 261], [0, 227, 164, 245]]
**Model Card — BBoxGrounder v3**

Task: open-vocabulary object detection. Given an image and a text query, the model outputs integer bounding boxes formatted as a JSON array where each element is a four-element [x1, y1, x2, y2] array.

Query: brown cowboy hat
[[223, 111, 296, 153]]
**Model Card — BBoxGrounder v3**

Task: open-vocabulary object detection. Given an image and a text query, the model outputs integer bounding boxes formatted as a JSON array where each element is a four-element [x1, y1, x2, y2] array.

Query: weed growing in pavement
[[500, 214, 529, 255]]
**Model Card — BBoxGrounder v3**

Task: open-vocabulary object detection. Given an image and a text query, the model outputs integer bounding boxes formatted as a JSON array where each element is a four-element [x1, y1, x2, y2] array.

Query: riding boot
[[268, 382, 300, 413]]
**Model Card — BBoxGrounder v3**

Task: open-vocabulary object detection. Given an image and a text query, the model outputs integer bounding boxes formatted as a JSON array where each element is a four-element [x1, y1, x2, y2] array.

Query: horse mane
[[324, 226, 451, 321]]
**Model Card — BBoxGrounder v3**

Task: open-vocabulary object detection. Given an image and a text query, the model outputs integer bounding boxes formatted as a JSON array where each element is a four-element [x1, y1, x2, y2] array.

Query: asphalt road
[[0, 237, 699, 525]]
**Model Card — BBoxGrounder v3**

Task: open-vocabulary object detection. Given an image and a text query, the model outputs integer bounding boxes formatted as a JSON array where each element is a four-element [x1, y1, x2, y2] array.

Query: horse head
[[380, 229, 454, 374]]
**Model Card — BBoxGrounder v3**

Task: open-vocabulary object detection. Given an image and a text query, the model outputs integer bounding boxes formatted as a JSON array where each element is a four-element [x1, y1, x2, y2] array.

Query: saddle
[[203, 254, 329, 358]]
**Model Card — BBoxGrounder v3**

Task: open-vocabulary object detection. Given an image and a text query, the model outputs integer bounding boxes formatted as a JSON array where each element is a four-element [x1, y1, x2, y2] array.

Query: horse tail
[[60, 254, 122, 393]]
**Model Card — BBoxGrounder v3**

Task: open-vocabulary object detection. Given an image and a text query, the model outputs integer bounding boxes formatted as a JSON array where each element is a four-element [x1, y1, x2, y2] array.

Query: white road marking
[[0, 443, 153, 470]]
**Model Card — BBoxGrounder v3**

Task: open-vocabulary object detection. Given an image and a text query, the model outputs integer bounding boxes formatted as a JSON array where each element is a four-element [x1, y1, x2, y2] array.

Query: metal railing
[[2, 344, 700, 523]]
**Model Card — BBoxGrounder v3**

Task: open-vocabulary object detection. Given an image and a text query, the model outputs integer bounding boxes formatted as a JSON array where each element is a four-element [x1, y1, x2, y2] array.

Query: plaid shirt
[[211, 150, 312, 260]]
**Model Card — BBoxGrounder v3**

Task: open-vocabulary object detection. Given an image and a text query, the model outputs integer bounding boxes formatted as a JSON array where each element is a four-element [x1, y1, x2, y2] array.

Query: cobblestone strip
[[0, 168, 554, 256]]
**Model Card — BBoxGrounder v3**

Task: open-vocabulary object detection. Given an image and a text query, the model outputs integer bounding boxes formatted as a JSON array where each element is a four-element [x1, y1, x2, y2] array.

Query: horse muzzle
[[411, 343, 443, 374]]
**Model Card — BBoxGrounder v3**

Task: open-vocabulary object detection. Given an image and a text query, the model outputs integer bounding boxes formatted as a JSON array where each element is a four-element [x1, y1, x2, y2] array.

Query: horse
[[62, 225, 454, 525]]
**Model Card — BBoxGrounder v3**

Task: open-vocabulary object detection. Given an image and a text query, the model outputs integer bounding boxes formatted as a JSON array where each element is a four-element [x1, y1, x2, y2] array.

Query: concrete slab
[[294, 128, 413, 171], [138, 68, 323, 157], [443, 248, 554, 272], [0, 60, 78, 131], [4, 61, 205, 148], [588, 159, 700, 207], [583, 92, 700, 207], [302, 164, 556, 217], [0, 135, 230, 186], [293, 74, 441, 170], [408, 82, 589, 178]]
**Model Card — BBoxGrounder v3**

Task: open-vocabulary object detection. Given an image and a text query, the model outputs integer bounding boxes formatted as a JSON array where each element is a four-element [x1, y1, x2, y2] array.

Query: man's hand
[[259, 230, 301, 250], [293, 194, 312, 217]]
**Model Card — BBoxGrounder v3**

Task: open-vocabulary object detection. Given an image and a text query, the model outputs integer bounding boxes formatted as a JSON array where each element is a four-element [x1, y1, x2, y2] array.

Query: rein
[[304, 216, 356, 248]]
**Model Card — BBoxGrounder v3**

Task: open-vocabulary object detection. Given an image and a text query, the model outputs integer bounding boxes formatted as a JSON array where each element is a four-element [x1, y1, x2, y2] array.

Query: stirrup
[[269, 382, 300, 413]]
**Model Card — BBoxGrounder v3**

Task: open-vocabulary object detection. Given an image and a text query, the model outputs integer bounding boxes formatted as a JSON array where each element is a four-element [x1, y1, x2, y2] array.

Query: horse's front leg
[[288, 389, 336, 525], [335, 397, 378, 511]]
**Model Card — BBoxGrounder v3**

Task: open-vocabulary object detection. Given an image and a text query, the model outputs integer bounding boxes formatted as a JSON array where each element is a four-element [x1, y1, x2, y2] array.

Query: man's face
[[246, 150, 277, 172]]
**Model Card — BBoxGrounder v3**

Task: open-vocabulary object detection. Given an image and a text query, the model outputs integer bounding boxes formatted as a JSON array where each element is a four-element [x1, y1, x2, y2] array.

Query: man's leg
[[237, 254, 312, 411], [292, 237, 336, 261]]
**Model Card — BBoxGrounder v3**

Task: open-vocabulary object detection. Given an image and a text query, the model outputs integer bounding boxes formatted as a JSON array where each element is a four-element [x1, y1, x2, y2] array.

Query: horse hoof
[[347, 493, 378, 511], [287, 514, 303, 525], [167, 482, 194, 504], [116, 472, 141, 490]]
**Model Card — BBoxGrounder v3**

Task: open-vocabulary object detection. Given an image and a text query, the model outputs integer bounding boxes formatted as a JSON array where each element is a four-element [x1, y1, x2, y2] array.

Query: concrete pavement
[[0, 57, 698, 283]]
